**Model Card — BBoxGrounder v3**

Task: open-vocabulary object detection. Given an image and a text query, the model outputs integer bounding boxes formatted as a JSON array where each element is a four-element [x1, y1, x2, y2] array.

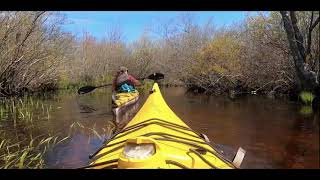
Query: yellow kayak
[[112, 90, 139, 116], [85, 83, 245, 169]]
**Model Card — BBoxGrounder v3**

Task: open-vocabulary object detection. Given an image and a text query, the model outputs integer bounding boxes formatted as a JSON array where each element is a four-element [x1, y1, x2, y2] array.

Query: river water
[[0, 86, 318, 169]]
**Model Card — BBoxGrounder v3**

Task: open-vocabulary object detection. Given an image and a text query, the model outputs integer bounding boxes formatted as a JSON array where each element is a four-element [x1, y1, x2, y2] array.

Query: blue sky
[[62, 11, 259, 43]]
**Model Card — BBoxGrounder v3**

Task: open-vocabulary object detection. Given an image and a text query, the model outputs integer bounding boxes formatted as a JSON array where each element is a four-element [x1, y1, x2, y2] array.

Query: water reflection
[[281, 112, 319, 168], [114, 99, 142, 130], [78, 104, 97, 113]]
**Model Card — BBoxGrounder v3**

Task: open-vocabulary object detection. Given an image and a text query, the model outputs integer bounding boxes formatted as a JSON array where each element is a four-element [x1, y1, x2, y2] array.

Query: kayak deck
[[112, 90, 139, 116], [86, 83, 239, 169]]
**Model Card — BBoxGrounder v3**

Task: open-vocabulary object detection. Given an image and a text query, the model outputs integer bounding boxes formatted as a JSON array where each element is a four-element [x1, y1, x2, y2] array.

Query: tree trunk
[[280, 11, 319, 91]]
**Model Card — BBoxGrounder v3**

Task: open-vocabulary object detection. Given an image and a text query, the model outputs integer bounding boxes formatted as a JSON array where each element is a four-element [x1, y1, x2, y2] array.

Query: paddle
[[77, 72, 164, 94]]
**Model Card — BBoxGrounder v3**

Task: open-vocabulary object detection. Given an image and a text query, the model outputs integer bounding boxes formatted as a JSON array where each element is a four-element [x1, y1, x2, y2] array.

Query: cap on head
[[119, 66, 128, 72]]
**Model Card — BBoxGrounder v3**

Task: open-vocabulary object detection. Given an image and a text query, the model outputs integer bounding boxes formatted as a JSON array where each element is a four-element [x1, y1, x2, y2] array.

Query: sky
[[62, 11, 259, 43]]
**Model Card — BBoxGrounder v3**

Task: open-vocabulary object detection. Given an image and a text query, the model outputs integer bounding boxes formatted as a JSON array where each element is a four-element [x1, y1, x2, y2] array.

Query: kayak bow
[[86, 83, 245, 169]]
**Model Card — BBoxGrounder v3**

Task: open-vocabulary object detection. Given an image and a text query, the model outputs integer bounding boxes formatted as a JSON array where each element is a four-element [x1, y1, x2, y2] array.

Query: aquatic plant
[[299, 91, 315, 105], [0, 132, 70, 169]]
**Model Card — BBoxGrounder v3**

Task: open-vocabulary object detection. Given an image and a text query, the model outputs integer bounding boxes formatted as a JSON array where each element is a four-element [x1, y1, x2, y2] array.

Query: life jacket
[[118, 83, 135, 93]]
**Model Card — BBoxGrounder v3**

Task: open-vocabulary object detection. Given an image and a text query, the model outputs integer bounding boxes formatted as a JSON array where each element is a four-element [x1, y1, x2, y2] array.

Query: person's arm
[[128, 75, 142, 86]]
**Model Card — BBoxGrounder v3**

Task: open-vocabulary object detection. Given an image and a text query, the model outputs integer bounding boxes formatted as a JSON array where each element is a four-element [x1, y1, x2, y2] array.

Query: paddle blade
[[146, 73, 164, 81], [78, 86, 97, 94]]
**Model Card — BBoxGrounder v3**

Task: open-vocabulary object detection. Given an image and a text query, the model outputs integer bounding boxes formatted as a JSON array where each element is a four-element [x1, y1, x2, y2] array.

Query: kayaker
[[112, 66, 141, 93]]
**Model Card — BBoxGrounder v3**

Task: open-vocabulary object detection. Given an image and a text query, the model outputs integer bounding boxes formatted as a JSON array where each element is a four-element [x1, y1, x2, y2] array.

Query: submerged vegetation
[[0, 95, 63, 168], [0, 130, 69, 169], [0, 93, 115, 168]]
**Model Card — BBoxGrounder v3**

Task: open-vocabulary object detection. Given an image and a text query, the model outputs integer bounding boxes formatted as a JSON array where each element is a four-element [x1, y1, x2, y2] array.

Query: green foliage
[[299, 91, 315, 105], [58, 74, 113, 92]]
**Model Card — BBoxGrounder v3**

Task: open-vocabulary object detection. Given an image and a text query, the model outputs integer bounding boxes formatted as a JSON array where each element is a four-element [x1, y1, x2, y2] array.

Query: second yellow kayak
[[112, 90, 139, 116]]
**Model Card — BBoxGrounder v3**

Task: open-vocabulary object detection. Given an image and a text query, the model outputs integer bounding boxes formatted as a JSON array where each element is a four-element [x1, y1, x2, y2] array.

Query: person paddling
[[112, 66, 141, 93]]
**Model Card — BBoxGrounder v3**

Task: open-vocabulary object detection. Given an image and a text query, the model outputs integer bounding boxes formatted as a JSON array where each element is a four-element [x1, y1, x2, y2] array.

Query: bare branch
[[311, 16, 320, 30]]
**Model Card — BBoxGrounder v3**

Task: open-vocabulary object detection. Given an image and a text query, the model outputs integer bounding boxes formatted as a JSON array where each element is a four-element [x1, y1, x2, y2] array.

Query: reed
[[0, 131, 70, 169]]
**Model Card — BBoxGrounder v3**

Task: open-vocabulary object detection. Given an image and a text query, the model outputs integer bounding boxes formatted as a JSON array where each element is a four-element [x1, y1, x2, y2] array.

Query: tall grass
[[0, 68, 134, 169], [0, 96, 70, 168], [0, 96, 53, 123], [69, 121, 116, 141], [0, 131, 70, 169]]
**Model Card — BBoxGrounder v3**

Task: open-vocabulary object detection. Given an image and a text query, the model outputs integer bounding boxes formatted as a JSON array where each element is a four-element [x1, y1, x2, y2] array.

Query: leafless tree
[[0, 11, 74, 96]]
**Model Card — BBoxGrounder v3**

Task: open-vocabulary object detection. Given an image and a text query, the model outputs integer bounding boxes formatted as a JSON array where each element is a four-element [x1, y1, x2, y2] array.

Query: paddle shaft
[[95, 83, 112, 88], [78, 73, 164, 94], [95, 75, 148, 89]]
